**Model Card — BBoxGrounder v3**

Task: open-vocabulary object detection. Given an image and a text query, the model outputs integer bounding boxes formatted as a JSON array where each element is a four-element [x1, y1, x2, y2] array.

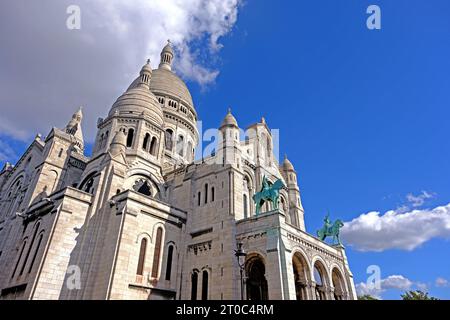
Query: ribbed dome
[[283, 156, 295, 171], [220, 109, 238, 128], [127, 68, 194, 108], [150, 68, 194, 107], [109, 86, 164, 125]]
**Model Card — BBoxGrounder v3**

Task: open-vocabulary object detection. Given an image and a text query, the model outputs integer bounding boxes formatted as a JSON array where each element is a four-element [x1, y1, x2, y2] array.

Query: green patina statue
[[317, 213, 344, 245], [252, 176, 286, 215]]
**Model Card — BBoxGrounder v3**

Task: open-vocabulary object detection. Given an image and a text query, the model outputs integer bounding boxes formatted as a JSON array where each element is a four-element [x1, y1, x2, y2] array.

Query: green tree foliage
[[358, 294, 379, 300], [401, 290, 439, 300]]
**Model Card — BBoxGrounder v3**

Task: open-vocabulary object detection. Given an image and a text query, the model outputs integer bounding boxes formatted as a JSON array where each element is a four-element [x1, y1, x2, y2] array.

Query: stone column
[[309, 281, 317, 300]]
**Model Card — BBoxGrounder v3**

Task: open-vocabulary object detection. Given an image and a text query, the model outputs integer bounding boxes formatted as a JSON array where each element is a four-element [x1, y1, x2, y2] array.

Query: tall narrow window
[[151, 227, 163, 278], [165, 245, 174, 281], [204, 184, 208, 204], [211, 187, 215, 202], [143, 133, 150, 151], [165, 129, 173, 151], [28, 233, 44, 273], [126, 128, 134, 148], [136, 238, 147, 276], [11, 240, 27, 278], [177, 135, 184, 156], [191, 271, 198, 300], [104, 131, 109, 148], [19, 222, 40, 276], [198, 192, 201, 206], [243, 194, 248, 218], [150, 137, 158, 156], [202, 270, 209, 300], [187, 141, 193, 162]]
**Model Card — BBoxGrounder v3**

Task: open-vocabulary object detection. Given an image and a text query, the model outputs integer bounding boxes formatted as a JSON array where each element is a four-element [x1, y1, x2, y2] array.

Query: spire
[[109, 130, 127, 156], [138, 59, 152, 88], [65, 107, 84, 153], [159, 40, 174, 71]]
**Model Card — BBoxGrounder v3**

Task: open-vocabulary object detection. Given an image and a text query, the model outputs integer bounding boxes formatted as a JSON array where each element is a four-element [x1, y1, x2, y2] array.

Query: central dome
[[127, 68, 194, 108], [149, 68, 194, 107]]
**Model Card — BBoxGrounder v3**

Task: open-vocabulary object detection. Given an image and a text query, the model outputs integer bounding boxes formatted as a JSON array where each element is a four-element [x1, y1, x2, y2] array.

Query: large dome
[[150, 68, 194, 107], [127, 68, 194, 108]]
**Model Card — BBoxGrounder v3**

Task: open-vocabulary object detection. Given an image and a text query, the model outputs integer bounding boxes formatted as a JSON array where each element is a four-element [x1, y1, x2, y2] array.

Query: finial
[[167, 39, 171, 45], [228, 107, 232, 114], [261, 117, 266, 124], [147, 58, 151, 64], [284, 153, 288, 160]]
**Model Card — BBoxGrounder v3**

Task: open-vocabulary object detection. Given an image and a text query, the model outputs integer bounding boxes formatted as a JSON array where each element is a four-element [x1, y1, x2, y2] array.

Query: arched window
[[11, 240, 27, 278], [177, 135, 184, 156], [243, 194, 248, 218], [191, 271, 198, 300], [126, 128, 135, 148], [151, 227, 163, 278], [150, 137, 158, 156], [19, 222, 40, 276], [133, 179, 152, 197], [136, 238, 147, 276], [211, 187, 215, 202], [165, 129, 173, 151], [202, 270, 209, 300], [28, 233, 44, 273], [204, 184, 208, 204], [143, 133, 150, 151], [165, 245, 174, 281]]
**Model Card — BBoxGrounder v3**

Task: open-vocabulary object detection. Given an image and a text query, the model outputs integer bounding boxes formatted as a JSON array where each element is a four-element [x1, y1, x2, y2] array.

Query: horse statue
[[252, 176, 286, 215], [316, 214, 344, 245]]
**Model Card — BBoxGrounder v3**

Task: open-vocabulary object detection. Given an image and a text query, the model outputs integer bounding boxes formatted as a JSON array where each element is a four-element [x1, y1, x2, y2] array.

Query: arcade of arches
[[239, 253, 349, 300]]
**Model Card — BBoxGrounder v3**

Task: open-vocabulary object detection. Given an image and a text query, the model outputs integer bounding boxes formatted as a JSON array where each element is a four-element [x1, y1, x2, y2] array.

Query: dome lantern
[[159, 40, 174, 71]]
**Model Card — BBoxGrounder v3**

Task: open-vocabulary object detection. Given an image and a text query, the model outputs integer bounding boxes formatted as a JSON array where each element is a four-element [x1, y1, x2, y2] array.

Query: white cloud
[[406, 191, 434, 207], [356, 275, 413, 298], [341, 203, 450, 252], [0, 0, 242, 144], [435, 277, 449, 288], [90, 0, 240, 85]]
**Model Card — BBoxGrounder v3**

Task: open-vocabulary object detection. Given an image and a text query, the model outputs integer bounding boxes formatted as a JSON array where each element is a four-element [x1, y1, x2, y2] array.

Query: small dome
[[110, 61, 164, 125], [220, 108, 238, 128], [162, 40, 174, 55], [283, 155, 295, 171], [141, 59, 153, 75], [109, 87, 164, 125]]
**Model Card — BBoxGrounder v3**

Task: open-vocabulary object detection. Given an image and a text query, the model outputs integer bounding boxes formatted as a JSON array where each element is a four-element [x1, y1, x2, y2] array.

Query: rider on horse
[[323, 214, 332, 233]]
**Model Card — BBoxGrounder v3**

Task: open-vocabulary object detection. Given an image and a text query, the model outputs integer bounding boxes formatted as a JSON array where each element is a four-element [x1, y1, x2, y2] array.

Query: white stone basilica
[[0, 42, 357, 300]]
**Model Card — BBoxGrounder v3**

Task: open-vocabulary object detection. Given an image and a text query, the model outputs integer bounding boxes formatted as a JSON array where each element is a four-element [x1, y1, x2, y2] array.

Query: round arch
[[291, 249, 311, 300], [311, 256, 330, 300], [245, 253, 268, 301], [330, 265, 348, 300]]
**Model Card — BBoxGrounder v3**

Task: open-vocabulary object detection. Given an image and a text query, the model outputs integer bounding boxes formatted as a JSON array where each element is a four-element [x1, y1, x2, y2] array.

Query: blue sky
[[1, 0, 450, 299]]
